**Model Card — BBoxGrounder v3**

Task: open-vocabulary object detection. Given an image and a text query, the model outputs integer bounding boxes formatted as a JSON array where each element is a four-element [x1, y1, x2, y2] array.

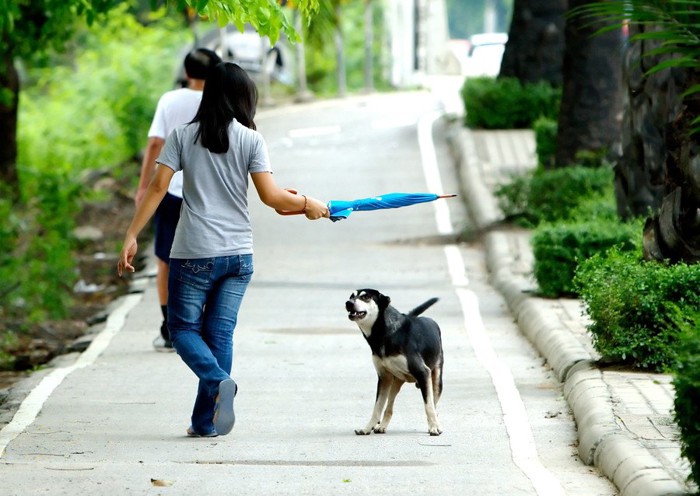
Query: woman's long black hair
[[192, 62, 258, 153]]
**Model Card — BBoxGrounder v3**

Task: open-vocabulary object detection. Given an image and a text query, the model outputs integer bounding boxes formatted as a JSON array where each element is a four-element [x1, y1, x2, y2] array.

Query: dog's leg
[[432, 362, 444, 406], [412, 363, 443, 436], [375, 377, 404, 433], [356, 373, 391, 435]]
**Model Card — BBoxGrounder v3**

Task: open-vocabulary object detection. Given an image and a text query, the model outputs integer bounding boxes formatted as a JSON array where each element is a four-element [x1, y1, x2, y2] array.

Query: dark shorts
[[154, 192, 182, 263]]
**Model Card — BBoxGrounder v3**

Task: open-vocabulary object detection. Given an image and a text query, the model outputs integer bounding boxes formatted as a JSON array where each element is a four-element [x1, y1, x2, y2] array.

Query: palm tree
[[571, 1, 700, 263]]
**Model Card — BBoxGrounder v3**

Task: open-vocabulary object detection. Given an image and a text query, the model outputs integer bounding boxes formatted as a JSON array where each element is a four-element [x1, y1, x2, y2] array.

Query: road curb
[[446, 120, 689, 495]]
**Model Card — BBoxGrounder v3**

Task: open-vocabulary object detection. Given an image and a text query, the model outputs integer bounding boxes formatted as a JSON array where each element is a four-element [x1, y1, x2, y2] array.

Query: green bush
[[4, 7, 187, 328], [575, 248, 700, 370], [533, 116, 557, 168], [495, 165, 615, 227], [532, 219, 640, 297], [528, 166, 614, 223], [673, 315, 700, 487], [494, 170, 532, 224], [18, 7, 187, 175], [461, 76, 561, 129]]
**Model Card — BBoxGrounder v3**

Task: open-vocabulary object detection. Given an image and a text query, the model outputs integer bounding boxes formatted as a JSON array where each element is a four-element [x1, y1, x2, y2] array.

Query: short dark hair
[[192, 62, 258, 153], [184, 48, 222, 80]]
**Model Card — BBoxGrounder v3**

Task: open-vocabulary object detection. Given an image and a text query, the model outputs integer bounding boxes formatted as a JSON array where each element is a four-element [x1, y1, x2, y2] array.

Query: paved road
[[0, 91, 616, 495]]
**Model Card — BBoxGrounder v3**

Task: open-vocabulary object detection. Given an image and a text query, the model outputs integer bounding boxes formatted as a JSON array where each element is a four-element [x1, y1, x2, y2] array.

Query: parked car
[[464, 32, 508, 78], [175, 25, 294, 87]]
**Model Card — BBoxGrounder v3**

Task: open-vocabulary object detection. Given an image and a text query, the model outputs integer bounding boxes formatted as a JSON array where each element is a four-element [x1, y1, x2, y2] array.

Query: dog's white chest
[[373, 355, 415, 383]]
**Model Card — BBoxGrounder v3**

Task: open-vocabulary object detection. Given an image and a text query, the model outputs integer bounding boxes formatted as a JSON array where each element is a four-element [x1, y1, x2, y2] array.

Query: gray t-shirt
[[157, 119, 272, 259]]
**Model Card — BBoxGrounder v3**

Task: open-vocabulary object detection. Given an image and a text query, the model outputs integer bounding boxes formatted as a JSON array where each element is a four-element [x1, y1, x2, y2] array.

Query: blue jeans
[[167, 254, 253, 434]]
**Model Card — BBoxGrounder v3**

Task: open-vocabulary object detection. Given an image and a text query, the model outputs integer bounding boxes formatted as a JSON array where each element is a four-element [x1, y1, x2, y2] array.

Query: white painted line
[[287, 125, 341, 139], [418, 110, 565, 496], [417, 111, 454, 235], [0, 293, 142, 458], [457, 289, 566, 496], [444, 245, 469, 287]]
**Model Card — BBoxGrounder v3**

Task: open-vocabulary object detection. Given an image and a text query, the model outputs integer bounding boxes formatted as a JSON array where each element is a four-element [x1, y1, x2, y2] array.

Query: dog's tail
[[408, 297, 438, 317]]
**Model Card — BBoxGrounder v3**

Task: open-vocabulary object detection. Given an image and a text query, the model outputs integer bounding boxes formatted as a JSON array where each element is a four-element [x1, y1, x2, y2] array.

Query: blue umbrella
[[277, 191, 456, 222]]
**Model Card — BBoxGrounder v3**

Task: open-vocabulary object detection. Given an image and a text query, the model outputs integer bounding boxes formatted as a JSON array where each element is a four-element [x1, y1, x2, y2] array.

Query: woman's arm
[[118, 164, 174, 276], [135, 137, 165, 207], [251, 171, 328, 220]]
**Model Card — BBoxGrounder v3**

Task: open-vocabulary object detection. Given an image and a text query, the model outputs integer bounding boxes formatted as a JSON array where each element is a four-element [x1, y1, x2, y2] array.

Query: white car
[[464, 32, 508, 77]]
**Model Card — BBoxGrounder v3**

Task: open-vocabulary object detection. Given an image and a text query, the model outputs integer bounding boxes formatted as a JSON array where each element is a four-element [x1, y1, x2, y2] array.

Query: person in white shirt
[[135, 48, 222, 352]]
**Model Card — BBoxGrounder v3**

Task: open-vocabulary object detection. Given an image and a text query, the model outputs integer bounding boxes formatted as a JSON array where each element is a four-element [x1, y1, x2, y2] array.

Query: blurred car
[[464, 32, 508, 78], [175, 25, 294, 87]]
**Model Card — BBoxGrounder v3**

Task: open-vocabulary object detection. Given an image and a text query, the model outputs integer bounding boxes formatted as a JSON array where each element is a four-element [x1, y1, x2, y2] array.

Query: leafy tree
[[0, 0, 318, 191]]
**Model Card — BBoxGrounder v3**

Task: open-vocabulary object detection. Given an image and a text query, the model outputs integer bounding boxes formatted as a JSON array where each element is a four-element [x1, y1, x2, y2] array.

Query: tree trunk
[[554, 0, 623, 168], [294, 10, 313, 102], [499, 0, 566, 86], [335, 3, 347, 98], [613, 20, 700, 263], [641, 63, 700, 263], [364, 0, 373, 93], [616, 23, 683, 222], [0, 44, 19, 193]]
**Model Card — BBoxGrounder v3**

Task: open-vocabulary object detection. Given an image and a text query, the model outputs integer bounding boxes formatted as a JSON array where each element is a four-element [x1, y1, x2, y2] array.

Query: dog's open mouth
[[348, 310, 367, 321]]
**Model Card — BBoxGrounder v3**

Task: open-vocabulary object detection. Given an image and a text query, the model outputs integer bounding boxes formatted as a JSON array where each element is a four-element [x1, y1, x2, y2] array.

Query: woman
[[118, 62, 329, 437]]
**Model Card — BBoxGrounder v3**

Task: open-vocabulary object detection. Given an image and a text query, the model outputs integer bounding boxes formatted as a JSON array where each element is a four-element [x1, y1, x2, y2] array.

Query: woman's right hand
[[117, 235, 138, 277], [304, 196, 330, 220]]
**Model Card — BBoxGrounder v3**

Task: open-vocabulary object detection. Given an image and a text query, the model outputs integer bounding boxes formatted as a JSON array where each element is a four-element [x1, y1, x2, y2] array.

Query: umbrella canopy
[[276, 191, 456, 222]]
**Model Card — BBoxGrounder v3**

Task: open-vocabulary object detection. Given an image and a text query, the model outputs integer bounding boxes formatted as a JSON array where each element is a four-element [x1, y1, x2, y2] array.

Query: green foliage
[[303, 0, 387, 95], [533, 116, 557, 168], [528, 166, 614, 223], [5, 7, 184, 326], [461, 77, 561, 129], [1, 0, 314, 55], [495, 165, 615, 227], [18, 7, 187, 174], [0, 189, 20, 302], [575, 248, 700, 370], [1, 169, 82, 323], [0, 331, 19, 370], [673, 313, 700, 487], [532, 219, 640, 297]]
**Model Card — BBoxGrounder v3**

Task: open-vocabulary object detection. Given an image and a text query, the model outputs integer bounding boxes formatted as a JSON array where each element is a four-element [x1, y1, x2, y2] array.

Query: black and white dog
[[346, 289, 444, 436]]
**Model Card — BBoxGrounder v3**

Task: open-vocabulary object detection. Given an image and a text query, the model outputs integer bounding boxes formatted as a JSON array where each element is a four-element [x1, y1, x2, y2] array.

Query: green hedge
[[461, 76, 561, 129], [532, 220, 640, 297], [533, 116, 557, 168], [673, 318, 700, 487], [575, 248, 700, 370], [2, 7, 187, 332], [495, 165, 615, 227]]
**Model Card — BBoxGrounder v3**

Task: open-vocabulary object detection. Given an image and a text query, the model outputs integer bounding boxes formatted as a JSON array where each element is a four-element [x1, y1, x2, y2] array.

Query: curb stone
[[446, 120, 689, 496]]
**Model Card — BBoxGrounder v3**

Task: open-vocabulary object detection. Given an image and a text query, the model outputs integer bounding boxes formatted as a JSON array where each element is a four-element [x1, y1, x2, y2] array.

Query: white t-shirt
[[148, 88, 203, 198], [157, 119, 273, 258]]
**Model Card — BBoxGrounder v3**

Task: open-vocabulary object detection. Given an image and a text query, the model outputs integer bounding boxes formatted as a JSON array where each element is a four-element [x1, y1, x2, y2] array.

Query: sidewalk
[[446, 124, 695, 496]]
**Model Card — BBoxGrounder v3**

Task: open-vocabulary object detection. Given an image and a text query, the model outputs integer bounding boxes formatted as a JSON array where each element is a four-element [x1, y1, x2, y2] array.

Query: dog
[[346, 289, 444, 436]]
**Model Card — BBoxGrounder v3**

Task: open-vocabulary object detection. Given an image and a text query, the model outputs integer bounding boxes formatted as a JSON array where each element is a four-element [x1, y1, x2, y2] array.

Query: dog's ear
[[379, 294, 391, 309]]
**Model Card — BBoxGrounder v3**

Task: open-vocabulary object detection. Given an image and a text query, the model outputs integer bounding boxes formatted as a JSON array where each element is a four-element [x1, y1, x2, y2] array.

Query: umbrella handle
[[275, 188, 306, 216]]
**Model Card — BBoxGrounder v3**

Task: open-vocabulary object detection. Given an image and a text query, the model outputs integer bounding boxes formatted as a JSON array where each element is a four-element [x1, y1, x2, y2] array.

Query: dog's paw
[[372, 425, 387, 434], [354, 429, 372, 435], [428, 426, 443, 436]]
